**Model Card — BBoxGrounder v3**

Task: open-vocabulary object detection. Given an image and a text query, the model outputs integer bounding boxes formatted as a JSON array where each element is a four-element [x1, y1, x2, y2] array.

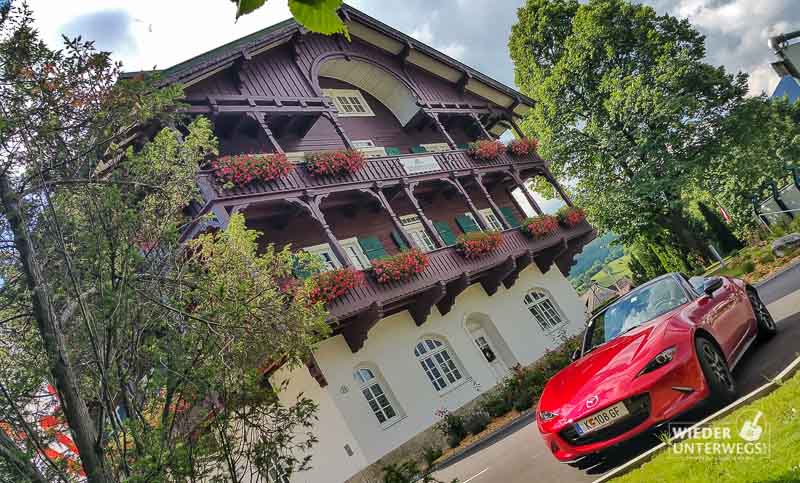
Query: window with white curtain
[[523, 289, 566, 331], [479, 208, 505, 231], [414, 338, 464, 392], [354, 367, 399, 426], [400, 214, 437, 252]]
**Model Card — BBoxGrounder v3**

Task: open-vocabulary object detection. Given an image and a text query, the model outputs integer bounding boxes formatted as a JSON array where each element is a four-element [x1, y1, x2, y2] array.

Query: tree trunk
[[0, 174, 110, 483]]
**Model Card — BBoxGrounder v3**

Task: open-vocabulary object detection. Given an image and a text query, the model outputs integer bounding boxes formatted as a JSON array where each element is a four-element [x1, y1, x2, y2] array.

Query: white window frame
[[400, 214, 437, 252], [414, 338, 465, 394], [351, 140, 376, 148], [523, 289, 567, 332], [463, 212, 484, 231], [284, 151, 306, 164], [354, 367, 401, 428], [340, 237, 370, 270], [479, 208, 505, 231], [302, 243, 340, 271], [323, 88, 375, 117], [420, 142, 452, 153]]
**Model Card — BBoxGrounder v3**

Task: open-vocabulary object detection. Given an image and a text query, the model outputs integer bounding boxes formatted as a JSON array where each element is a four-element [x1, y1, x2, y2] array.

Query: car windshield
[[584, 278, 689, 353]]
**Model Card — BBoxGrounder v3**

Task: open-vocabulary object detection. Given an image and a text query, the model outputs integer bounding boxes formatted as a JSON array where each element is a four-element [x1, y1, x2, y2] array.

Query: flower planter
[[520, 215, 559, 239], [212, 153, 293, 189], [456, 231, 503, 258], [309, 267, 364, 305], [507, 138, 538, 157], [306, 150, 365, 176], [467, 140, 504, 161], [556, 207, 586, 227], [371, 249, 429, 284]]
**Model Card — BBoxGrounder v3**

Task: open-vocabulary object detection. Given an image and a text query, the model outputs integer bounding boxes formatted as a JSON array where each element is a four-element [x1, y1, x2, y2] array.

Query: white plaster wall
[[310, 263, 585, 470]]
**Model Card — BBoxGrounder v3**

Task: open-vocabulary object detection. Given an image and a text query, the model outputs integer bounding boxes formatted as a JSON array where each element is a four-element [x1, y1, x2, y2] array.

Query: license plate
[[574, 402, 629, 435]]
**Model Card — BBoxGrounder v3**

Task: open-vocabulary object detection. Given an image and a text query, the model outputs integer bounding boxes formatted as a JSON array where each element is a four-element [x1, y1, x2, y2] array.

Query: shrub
[[309, 267, 364, 305], [520, 215, 559, 239], [212, 153, 293, 188], [467, 140, 504, 161], [456, 231, 503, 258], [421, 445, 443, 468], [306, 149, 365, 176], [742, 260, 756, 274], [479, 390, 513, 418], [435, 409, 467, 447], [556, 206, 586, 227], [506, 138, 538, 157], [759, 253, 775, 264], [464, 411, 491, 435], [371, 249, 429, 284]]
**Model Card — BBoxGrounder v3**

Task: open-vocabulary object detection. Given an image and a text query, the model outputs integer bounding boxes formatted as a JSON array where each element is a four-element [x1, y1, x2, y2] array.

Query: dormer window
[[323, 89, 375, 117]]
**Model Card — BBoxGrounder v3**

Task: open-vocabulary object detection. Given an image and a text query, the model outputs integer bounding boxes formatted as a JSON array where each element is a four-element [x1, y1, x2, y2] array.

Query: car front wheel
[[748, 288, 777, 340], [695, 337, 736, 405]]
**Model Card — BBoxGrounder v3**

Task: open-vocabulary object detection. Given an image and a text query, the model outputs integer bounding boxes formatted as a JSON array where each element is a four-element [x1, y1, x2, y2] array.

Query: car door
[[686, 277, 748, 362]]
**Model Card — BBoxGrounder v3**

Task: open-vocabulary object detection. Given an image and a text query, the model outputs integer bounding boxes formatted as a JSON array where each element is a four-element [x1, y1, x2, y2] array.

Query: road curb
[[593, 353, 800, 482], [430, 410, 535, 473], [755, 257, 800, 289]]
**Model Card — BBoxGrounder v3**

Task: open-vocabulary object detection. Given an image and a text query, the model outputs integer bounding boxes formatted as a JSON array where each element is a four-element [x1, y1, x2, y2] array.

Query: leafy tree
[[627, 252, 648, 286], [697, 201, 742, 255], [509, 0, 748, 269], [0, 4, 327, 482], [628, 242, 666, 284], [230, 0, 347, 36]]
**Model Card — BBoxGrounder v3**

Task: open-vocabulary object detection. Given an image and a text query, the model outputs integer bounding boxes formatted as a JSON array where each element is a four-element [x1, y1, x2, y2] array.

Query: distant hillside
[[568, 232, 626, 293]]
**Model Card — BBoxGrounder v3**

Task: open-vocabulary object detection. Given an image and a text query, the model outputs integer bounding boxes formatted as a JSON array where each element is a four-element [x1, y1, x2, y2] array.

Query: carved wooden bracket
[[534, 237, 568, 274], [556, 230, 596, 275], [341, 303, 383, 353], [503, 252, 532, 290], [480, 256, 516, 296], [306, 354, 328, 388], [409, 282, 447, 327], [436, 273, 470, 316]]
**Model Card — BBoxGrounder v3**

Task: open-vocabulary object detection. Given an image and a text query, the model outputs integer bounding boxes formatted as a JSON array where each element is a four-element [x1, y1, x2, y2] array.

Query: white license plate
[[574, 402, 629, 435]]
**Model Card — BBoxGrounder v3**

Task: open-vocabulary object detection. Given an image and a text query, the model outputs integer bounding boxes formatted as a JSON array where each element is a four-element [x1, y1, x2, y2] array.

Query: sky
[[26, 0, 799, 96]]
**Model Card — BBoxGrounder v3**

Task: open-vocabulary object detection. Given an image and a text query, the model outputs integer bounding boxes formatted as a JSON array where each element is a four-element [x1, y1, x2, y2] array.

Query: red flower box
[[557, 207, 586, 227], [467, 140, 504, 161], [212, 153, 293, 189], [507, 138, 539, 157], [371, 249, 429, 284], [456, 231, 503, 258], [520, 215, 559, 239], [307, 150, 366, 176], [309, 267, 364, 305]]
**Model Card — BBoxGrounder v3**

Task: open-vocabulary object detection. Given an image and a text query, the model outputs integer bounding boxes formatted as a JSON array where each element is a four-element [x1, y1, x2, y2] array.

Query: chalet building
[[144, 4, 594, 481]]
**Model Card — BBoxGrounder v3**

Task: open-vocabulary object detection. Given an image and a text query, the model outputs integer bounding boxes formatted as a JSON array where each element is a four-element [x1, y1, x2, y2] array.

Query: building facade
[[151, 5, 595, 482]]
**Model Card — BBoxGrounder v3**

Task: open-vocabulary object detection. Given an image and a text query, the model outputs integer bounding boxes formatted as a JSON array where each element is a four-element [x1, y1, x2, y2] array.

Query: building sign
[[400, 156, 441, 175]]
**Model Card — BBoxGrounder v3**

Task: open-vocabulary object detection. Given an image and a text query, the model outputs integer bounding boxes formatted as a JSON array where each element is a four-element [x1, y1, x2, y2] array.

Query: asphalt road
[[432, 268, 800, 483]]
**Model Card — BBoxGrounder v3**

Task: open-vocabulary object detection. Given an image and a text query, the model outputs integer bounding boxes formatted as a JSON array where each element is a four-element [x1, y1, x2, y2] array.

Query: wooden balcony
[[195, 149, 546, 208], [329, 221, 595, 353]]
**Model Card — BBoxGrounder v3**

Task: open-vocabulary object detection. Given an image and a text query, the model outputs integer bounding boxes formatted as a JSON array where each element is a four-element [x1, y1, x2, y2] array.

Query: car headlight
[[539, 410, 559, 422], [637, 347, 676, 377]]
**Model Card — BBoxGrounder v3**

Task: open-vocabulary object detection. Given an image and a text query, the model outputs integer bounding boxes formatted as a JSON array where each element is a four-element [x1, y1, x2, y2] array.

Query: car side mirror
[[703, 277, 724, 297], [571, 348, 581, 361]]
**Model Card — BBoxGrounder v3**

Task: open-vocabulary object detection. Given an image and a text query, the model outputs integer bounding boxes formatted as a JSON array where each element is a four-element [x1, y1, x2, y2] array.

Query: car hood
[[539, 311, 681, 421]]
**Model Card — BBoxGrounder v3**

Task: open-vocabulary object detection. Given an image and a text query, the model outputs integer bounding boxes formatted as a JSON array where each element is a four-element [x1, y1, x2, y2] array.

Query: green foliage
[[742, 260, 756, 274], [436, 411, 467, 448], [463, 412, 491, 436], [629, 241, 667, 284], [421, 445, 443, 468], [510, 0, 748, 264], [479, 390, 513, 418], [697, 201, 743, 255], [229, 0, 347, 36]]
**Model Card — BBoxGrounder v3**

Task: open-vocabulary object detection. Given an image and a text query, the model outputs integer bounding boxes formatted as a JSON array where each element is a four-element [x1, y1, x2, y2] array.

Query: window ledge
[[380, 415, 407, 431], [436, 378, 472, 398]]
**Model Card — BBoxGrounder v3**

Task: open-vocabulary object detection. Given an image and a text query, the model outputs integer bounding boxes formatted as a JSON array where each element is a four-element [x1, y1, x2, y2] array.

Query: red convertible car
[[537, 273, 776, 464]]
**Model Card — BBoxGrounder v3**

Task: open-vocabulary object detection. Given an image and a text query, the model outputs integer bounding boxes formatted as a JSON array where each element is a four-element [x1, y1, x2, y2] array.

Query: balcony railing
[[196, 149, 545, 204]]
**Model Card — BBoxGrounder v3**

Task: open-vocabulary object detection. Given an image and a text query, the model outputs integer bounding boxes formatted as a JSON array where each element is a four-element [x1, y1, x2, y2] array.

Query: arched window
[[414, 338, 464, 392], [523, 289, 565, 331], [354, 367, 399, 426]]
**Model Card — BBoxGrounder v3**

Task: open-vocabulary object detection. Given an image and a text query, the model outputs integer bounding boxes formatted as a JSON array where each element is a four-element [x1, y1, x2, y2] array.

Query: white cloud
[[440, 43, 466, 61], [410, 22, 434, 45]]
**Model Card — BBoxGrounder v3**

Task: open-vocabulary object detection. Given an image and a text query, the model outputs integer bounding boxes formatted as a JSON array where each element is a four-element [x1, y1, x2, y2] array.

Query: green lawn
[[591, 254, 632, 287], [612, 370, 800, 483]]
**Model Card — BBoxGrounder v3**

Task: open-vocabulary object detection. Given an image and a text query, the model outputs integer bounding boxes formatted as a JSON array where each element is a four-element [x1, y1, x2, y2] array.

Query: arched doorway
[[464, 313, 518, 382]]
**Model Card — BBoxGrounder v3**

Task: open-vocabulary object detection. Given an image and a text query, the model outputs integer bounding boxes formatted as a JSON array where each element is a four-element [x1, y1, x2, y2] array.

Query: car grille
[[559, 394, 651, 446]]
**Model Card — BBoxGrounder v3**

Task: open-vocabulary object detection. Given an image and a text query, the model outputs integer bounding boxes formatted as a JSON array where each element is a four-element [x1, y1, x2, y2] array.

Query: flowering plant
[[556, 206, 586, 227], [456, 231, 503, 258], [371, 249, 429, 284], [306, 150, 365, 176], [520, 215, 559, 239], [309, 267, 364, 305], [467, 140, 504, 161], [507, 138, 539, 157], [212, 153, 293, 189]]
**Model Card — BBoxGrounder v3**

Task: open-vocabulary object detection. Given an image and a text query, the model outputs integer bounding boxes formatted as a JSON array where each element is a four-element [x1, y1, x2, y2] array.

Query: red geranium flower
[[521, 215, 559, 239], [309, 267, 364, 305], [306, 150, 366, 176], [556, 207, 586, 227], [467, 140, 504, 161], [456, 231, 503, 258], [507, 138, 539, 157], [212, 153, 293, 189], [371, 249, 430, 284]]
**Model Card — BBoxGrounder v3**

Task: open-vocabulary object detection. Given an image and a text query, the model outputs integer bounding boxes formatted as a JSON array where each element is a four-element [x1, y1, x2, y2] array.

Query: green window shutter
[[499, 206, 520, 228], [385, 147, 402, 156], [455, 214, 481, 234], [391, 230, 409, 250], [410, 145, 428, 154], [358, 236, 388, 261], [433, 221, 457, 246], [457, 143, 469, 150]]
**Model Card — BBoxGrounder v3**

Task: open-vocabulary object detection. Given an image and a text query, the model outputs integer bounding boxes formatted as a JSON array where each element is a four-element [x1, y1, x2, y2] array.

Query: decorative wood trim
[[503, 251, 532, 289], [360, 187, 418, 249], [480, 256, 516, 296], [469, 112, 493, 140], [556, 230, 596, 274], [424, 111, 457, 149], [474, 172, 511, 230], [341, 302, 383, 353], [510, 169, 544, 215], [446, 176, 489, 230], [457, 71, 472, 95], [402, 182, 446, 247], [306, 355, 328, 387], [534, 237, 568, 274], [249, 113, 284, 153], [436, 273, 470, 316], [542, 166, 574, 208], [409, 282, 446, 327], [322, 111, 354, 150]]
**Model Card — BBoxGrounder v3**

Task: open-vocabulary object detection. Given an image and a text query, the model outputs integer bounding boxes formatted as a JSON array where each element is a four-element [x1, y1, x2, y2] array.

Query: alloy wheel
[[702, 343, 734, 391]]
